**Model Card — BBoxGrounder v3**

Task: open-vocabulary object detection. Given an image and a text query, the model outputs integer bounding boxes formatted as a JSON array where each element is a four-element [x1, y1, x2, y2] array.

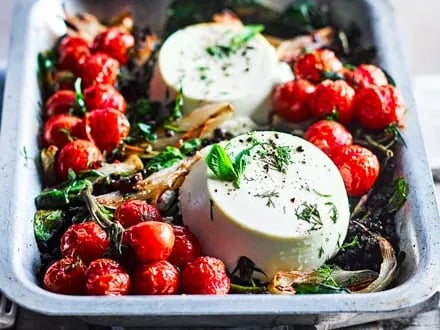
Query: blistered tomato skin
[[57, 46, 91, 76], [304, 120, 353, 158], [124, 221, 175, 264], [332, 145, 380, 197], [310, 79, 355, 124], [168, 226, 202, 270], [84, 84, 127, 114], [85, 258, 131, 296], [294, 49, 343, 83], [351, 64, 388, 89], [85, 108, 130, 152], [92, 27, 135, 65], [45, 90, 76, 118], [272, 79, 316, 122], [42, 114, 85, 148], [133, 260, 180, 295], [181, 256, 230, 295], [354, 84, 405, 130], [43, 257, 86, 295], [60, 222, 109, 264], [80, 53, 120, 87], [114, 200, 163, 229], [56, 139, 104, 181]]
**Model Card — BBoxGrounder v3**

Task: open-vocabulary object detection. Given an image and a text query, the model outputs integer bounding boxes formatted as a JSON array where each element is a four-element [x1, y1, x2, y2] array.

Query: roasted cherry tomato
[[43, 257, 86, 295], [92, 27, 135, 65], [114, 200, 162, 229], [85, 108, 130, 152], [353, 84, 405, 130], [56, 139, 104, 181], [45, 90, 76, 118], [293, 49, 343, 83], [181, 256, 230, 295], [350, 64, 388, 89], [85, 258, 131, 296], [310, 79, 355, 124], [168, 226, 202, 270], [304, 120, 353, 158], [58, 35, 90, 55], [57, 46, 91, 76], [84, 84, 127, 114], [42, 114, 85, 148], [272, 79, 316, 122], [80, 53, 120, 87], [133, 260, 180, 295], [60, 222, 109, 264], [332, 145, 380, 197], [124, 221, 175, 264]]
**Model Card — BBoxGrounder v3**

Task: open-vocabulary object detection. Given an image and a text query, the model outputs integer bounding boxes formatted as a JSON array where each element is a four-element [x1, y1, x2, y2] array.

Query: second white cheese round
[[180, 131, 350, 280], [151, 23, 292, 123]]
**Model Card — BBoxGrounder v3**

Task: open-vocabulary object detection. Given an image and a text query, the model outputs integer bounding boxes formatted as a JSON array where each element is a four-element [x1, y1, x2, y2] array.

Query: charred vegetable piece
[[34, 209, 64, 244]]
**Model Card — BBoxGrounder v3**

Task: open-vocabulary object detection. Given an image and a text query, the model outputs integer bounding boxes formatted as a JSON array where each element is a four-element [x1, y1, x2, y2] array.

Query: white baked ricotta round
[[150, 23, 293, 123], [180, 131, 350, 280]]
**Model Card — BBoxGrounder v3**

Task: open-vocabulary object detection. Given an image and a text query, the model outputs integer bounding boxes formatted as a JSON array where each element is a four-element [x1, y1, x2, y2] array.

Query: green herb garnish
[[205, 142, 259, 188], [295, 202, 322, 230], [146, 146, 184, 173], [170, 86, 184, 122], [180, 138, 202, 156], [254, 190, 280, 208], [207, 24, 264, 59], [338, 235, 360, 251], [325, 201, 338, 223], [386, 177, 409, 213], [258, 142, 293, 174], [73, 78, 86, 116]]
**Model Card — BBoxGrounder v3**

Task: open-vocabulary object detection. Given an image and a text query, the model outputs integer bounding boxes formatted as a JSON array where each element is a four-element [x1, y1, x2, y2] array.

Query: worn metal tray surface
[[0, 0, 439, 327]]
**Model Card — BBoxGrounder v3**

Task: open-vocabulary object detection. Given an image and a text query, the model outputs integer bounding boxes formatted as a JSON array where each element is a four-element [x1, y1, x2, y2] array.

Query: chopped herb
[[318, 246, 325, 258], [180, 138, 202, 156], [295, 202, 322, 230], [325, 201, 338, 223], [198, 66, 209, 80], [206, 24, 264, 59], [386, 177, 409, 213], [338, 235, 360, 251], [257, 141, 293, 174], [386, 123, 407, 147], [125, 99, 161, 143], [170, 86, 184, 122], [73, 78, 87, 116], [162, 123, 187, 133], [320, 71, 345, 81], [205, 141, 259, 188], [146, 146, 184, 173], [317, 264, 339, 287], [313, 189, 332, 198], [20, 146, 30, 166], [254, 190, 279, 208]]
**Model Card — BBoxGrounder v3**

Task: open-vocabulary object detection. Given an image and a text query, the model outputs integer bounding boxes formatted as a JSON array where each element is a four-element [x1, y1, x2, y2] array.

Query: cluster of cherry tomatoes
[[272, 49, 405, 196], [42, 28, 136, 181], [44, 200, 230, 295]]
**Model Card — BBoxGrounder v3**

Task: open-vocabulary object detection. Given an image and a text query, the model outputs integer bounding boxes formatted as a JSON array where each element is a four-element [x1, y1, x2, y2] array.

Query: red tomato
[[304, 120, 353, 158], [42, 114, 85, 148], [58, 35, 90, 55], [124, 221, 175, 264], [85, 258, 131, 295], [294, 49, 343, 83], [57, 46, 91, 76], [84, 84, 127, 114], [45, 90, 76, 118], [272, 79, 316, 122], [56, 139, 104, 181], [351, 64, 388, 89], [310, 79, 355, 124], [181, 256, 230, 295], [353, 84, 405, 130], [332, 145, 380, 197], [85, 108, 130, 152], [168, 226, 202, 270], [92, 27, 135, 65], [43, 257, 86, 295], [80, 53, 120, 87], [60, 222, 109, 264], [114, 200, 162, 229], [133, 260, 180, 295]]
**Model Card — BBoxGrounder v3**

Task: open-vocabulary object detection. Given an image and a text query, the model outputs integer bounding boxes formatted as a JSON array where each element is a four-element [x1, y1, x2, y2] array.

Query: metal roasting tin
[[0, 0, 439, 327]]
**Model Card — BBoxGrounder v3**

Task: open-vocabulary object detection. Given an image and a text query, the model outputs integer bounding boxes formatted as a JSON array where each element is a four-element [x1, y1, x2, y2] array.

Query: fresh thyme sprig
[[258, 141, 293, 174], [254, 190, 280, 208], [207, 24, 264, 59], [295, 202, 322, 230]]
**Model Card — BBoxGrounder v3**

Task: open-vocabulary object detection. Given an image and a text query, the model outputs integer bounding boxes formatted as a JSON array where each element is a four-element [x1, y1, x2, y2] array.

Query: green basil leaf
[[146, 146, 184, 172], [205, 144, 238, 182], [180, 138, 202, 156], [34, 209, 64, 243]]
